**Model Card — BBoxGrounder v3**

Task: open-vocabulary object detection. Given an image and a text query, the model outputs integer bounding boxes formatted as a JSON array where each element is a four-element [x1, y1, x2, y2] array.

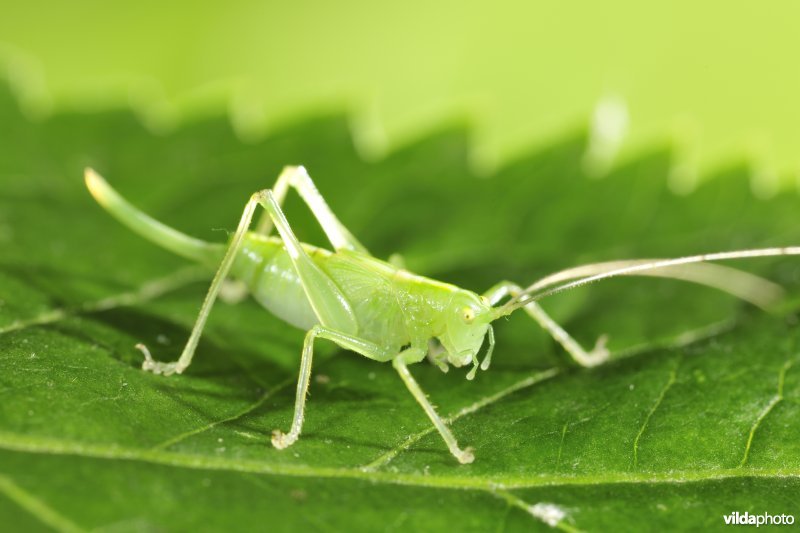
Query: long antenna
[[497, 247, 800, 316]]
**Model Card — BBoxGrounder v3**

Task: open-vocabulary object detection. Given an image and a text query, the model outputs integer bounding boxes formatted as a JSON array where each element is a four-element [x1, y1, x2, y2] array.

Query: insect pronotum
[[85, 166, 800, 464]]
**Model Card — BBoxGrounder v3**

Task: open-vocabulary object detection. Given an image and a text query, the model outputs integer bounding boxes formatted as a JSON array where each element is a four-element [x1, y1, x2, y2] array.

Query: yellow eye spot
[[462, 307, 475, 323]]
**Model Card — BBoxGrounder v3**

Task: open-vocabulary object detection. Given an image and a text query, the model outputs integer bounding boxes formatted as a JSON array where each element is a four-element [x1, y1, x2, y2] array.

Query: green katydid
[[85, 166, 800, 464]]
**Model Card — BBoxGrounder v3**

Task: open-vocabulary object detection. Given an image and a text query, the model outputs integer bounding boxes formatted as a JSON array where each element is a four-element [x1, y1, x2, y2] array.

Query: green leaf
[[2, 82, 800, 532]]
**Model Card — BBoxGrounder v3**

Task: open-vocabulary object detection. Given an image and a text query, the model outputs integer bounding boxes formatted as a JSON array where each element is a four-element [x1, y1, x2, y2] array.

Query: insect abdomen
[[231, 234, 320, 330]]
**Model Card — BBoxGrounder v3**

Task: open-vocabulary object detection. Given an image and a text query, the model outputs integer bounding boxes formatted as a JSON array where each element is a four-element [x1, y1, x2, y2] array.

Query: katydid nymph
[[84, 166, 800, 464]]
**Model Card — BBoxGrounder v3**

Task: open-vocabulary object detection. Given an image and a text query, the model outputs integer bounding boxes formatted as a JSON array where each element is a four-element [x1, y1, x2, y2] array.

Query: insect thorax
[[322, 252, 460, 352]]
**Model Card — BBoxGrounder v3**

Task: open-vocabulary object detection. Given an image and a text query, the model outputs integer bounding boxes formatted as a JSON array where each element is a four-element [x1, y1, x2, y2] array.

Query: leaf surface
[[1, 84, 800, 531]]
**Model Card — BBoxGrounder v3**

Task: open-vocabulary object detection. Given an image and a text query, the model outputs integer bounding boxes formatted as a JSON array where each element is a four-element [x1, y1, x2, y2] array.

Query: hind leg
[[140, 183, 361, 375], [138, 193, 264, 375], [256, 165, 368, 253]]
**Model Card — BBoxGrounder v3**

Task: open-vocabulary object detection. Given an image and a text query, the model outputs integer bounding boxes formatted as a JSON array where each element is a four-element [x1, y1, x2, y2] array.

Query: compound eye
[[462, 306, 476, 324]]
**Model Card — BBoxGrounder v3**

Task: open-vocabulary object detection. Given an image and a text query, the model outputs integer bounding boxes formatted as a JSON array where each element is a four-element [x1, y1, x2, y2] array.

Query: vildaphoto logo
[[723, 512, 795, 526]]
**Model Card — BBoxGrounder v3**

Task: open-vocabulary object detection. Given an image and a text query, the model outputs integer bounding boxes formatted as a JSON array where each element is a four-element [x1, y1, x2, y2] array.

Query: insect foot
[[456, 446, 475, 465], [141, 361, 184, 376], [271, 429, 298, 450], [136, 344, 185, 376], [582, 334, 610, 367]]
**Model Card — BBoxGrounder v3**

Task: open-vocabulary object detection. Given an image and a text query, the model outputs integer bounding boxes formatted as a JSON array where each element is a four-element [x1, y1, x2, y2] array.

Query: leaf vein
[[1, 431, 799, 490], [492, 490, 579, 532], [555, 422, 569, 472], [739, 358, 794, 467], [0, 266, 207, 336], [360, 368, 561, 470], [0, 472, 85, 533], [151, 377, 293, 451], [632, 359, 679, 469]]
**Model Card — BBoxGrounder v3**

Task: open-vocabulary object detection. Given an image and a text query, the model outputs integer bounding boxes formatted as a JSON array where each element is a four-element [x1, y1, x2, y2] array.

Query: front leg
[[393, 349, 475, 464], [483, 281, 609, 368]]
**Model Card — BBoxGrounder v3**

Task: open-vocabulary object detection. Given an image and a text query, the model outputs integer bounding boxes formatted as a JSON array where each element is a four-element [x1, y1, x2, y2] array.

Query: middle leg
[[272, 325, 393, 449]]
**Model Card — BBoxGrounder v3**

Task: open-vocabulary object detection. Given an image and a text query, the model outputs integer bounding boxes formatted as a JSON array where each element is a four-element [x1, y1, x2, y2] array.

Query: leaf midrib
[[1, 431, 797, 491]]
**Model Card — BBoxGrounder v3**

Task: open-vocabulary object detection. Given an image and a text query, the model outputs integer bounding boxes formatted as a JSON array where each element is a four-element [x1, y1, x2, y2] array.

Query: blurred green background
[[1, 1, 799, 182]]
